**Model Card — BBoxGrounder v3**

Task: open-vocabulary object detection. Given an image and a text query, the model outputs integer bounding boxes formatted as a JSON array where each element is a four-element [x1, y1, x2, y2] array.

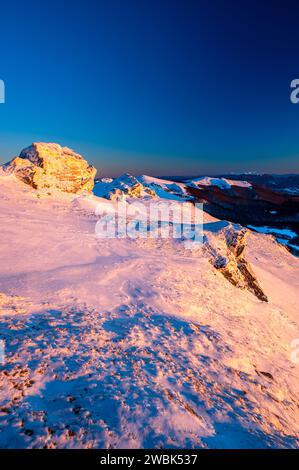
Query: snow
[[136, 175, 191, 201], [93, 180, 117, 198], [100, 178, 113, 183], [247, 225, 297, 239], [281, 187, 299, 195], [0, 173, 299, 448], [276, 238, 299, 253], [186, 177, 252, 189], [94, 174, 251, 201]]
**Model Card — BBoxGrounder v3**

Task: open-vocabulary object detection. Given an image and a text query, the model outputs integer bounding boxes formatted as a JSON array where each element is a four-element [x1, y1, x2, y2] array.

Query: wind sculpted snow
[[0, 173, 299, 448]]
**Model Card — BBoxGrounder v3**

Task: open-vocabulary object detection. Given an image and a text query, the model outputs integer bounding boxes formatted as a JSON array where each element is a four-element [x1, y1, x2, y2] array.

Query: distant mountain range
[[161, 173, 299, 195]]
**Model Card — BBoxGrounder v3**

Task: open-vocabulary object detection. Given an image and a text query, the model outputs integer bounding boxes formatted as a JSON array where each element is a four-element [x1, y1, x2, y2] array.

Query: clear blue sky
[[0, 0, 299, 176]]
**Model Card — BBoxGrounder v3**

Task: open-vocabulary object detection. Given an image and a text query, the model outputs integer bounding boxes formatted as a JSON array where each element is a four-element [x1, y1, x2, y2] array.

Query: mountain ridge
[[0, 144, 298, 448]]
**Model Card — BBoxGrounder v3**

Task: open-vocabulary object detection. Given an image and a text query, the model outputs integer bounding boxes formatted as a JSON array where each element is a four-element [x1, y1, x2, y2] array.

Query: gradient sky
[[0, 0, 299, 176]]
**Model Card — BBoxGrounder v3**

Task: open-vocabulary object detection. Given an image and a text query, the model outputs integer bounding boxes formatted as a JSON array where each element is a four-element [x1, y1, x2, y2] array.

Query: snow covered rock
[[137, 175, 192, 201], [94, 173, 156, 200], [186, 176, 252, 189], [208, 226, 268, 302], [3, 142, 96, 194]]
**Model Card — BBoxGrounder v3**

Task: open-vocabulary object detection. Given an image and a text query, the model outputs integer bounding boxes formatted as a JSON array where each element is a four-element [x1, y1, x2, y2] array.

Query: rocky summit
[[3, 142, 96, 194]]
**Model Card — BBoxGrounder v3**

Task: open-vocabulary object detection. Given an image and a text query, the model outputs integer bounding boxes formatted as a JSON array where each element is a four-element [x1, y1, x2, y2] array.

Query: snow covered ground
[[247, 225, 297, 239], [94, 174, 192, 201], [0, 174, 299, 448], [247, 226, 299, 255], [136, 175, 191, 200]]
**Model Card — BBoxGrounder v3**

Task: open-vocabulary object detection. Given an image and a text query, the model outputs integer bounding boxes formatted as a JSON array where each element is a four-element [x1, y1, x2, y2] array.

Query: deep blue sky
[[0, 0, 299, 176]]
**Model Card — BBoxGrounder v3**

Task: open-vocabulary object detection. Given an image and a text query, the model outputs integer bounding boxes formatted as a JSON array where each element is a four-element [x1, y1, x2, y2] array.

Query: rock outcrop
[[206, 225, 268, 302], [94, 173, 156, 200], [3, 142, 96, 194]]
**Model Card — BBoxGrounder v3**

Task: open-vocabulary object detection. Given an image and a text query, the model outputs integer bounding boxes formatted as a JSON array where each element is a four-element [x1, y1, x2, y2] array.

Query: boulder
[[3, 142, 96, 193]]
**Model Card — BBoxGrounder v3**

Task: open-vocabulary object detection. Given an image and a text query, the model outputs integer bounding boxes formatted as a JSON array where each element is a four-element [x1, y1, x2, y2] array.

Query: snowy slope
[[94, 174, 192, 201], [186, 176, 252, 189], [136, 175, 191, 200], [0, 174, 299, 449], [282, 187, 299, 195], [94, 173, 155, 199]]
